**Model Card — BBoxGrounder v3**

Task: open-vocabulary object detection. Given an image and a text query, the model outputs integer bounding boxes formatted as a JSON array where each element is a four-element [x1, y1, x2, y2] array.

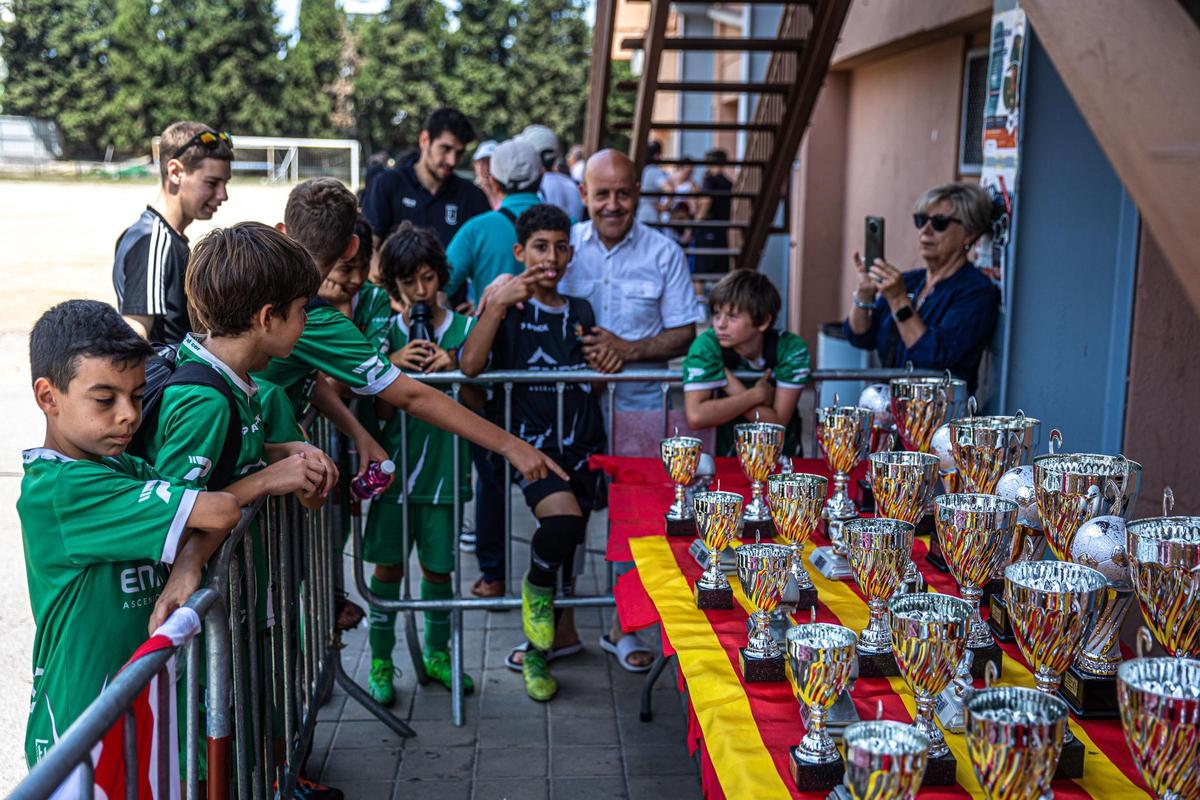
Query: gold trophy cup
[[661, 434, 702, 536], [767, 473, 827, 613], [812, 400, 871, 580], [844, 517, 914, 678], [693, 491, 743, 610], [786, 622, 858, 792]]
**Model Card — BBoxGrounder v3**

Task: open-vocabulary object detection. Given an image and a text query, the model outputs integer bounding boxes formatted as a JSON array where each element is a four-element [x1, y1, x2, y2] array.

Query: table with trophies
[[593, 373, 1199, 800]]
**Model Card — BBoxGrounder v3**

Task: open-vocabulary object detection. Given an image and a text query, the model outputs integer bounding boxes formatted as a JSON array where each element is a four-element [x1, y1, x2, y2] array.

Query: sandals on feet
[[599, 632, 655, 673], [505, 640, 585, 672]]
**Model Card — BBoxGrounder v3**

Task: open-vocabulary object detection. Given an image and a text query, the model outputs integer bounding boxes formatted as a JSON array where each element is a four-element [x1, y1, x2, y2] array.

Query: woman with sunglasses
[[844, 182, 1000, 394]]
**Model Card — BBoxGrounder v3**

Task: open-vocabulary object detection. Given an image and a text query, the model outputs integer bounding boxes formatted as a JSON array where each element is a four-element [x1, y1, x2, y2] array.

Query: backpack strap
[[163, 363, 243, 491], [497, 207, 519, 229], [719, 329, 781, 372], [305, 297, 331, 312]]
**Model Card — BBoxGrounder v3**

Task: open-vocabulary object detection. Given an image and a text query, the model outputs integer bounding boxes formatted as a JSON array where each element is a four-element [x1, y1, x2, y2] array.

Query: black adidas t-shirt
[[488, 296, 606, 471], [112, 206, 191, 344]]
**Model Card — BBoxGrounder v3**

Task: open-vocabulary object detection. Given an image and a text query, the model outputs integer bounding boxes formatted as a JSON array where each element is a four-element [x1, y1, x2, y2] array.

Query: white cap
[[379, 460, 396, 475], [473, 139, 498, 162], [490, 139, 542, 192], [519, 124, 560, 167]]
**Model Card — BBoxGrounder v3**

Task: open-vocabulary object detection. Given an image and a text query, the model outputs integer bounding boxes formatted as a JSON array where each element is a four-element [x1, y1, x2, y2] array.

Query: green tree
[[507, 0, 590, 148], [603, 58, 637, 154], [443, 0, 515, 141], [281, 0, 346, 137], [353, 0, 448, 155], [0, 0, 116, 158]]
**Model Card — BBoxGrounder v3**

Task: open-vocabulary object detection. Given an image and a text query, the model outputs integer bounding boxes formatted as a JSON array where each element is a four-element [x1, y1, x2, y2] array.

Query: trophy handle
[[832, 391, 840, 409], [1048, 428, 1063, 455], [905, 361, 915, 374], [1163, 486, 1175, 516], [1136, 626, 1154, 659], [967, 395, 978, 419], [874, 699, 885, 721], [983, 660, 999, 688], [809, 606, 818, 625], [1104, 476, 1127, 517]]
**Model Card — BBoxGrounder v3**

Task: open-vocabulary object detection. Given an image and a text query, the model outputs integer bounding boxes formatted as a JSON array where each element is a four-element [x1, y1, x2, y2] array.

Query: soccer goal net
[[152, 135, 362, 192]]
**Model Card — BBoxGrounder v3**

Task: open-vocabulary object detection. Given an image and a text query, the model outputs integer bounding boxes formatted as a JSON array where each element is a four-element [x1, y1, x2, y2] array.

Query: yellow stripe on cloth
[[631, 536, 792, 799]]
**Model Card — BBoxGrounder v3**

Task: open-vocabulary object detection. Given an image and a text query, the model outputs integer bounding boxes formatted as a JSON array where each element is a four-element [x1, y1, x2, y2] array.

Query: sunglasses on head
[[912, 213, 962, 233], [170, 130, 233, 161]]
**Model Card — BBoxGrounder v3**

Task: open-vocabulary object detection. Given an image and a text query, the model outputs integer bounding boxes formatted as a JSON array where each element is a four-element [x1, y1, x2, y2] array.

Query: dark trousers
[[470, 442, 506, 583]]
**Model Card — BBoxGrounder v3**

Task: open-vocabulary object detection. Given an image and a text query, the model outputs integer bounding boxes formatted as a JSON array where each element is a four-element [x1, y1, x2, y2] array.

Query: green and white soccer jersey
[[376, 311, 474, 505], [354, 282, 393, 355], [252, 304, 402, 414], [19, 449, 198, 767], [681, 328, 812, 456], [145, 334, 268, 486], [260, 378, 306, 445]]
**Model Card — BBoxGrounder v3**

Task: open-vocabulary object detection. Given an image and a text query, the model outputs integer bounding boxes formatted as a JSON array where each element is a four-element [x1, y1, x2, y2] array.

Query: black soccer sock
[[527, 515, 586, 589]]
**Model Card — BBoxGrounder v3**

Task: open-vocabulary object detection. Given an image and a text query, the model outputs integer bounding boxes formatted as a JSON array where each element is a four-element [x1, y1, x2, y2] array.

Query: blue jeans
[[469, 443, 506, 583]]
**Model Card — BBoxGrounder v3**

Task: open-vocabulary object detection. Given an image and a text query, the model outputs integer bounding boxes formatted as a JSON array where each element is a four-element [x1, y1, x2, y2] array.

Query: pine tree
[[0, 0, 116, 158], [281, 0, 346, 137], [507, 0, 590, 148], [444, 0, 516, 141]]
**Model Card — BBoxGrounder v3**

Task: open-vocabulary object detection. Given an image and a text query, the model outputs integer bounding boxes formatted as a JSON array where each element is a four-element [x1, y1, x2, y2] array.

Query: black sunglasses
[[170, 130, 233, 161], [913, 213, 962, 233]]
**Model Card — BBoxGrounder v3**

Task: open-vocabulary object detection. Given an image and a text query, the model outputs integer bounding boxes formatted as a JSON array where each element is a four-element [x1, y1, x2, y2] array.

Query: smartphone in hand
[[865, 216, 885, 279]]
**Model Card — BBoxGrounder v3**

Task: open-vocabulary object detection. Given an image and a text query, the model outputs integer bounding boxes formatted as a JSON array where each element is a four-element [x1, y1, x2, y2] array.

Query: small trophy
[[1117, 646, 1200, 800], [735, 421, 785, 539], [1126, 491, 1200, 660], [735, 542, 792, 682], [989, 465, 1047, 642], [964, 685, 1070, 800], [870, 450, 939, 593], [843, 518, 914, 678], [785, 622, 858, 792], [888, 592, 973, 786], [767, 473, 827, 614], [888, 372, 964, 454], [1004, 559, 1108, 780], [811, 399, 871, 580], [827, 720, 929, 800], [925, 423, 957, 572], [692, 491, 742, 610], [660, 433, 703, 536]]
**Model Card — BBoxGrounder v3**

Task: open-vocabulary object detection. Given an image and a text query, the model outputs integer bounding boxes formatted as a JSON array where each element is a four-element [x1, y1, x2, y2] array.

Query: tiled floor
[[306, 499, 702, 799]]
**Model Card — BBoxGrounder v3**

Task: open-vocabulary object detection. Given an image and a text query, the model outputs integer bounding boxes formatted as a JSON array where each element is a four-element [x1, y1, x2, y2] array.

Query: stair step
[[653, 158, 767, 168], [615, 80, 790, 94], [622, 36, 806, 52], [612, 120, 777, 132]]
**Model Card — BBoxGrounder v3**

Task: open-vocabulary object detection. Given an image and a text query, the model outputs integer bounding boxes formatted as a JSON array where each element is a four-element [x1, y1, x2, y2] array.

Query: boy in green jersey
[[319, 214, 393, 355], [20, 300, 242, 767], [364, 223, 474, 701], [682, 270, 812, 456]]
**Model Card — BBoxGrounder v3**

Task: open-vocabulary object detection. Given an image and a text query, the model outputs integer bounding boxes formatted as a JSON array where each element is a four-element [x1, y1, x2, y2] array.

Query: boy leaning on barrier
[[682, 270, 812, 457], [460, 204, 620, 701], [19, 300, 242, 769], [319, 213, 393, 354], [363, 222, 476, 702]]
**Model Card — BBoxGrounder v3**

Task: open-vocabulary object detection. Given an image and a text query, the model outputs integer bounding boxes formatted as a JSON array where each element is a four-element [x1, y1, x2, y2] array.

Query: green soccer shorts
[[363, 501, 457, 575]]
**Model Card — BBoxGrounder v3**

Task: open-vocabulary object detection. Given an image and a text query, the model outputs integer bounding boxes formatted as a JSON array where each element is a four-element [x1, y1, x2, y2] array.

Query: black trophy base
[[790, 751, 845, 792], [981, 577, 1003, 604], [1053, 737, 1086, 780], [915, 514, 935, 538], [857, 479, 875, 514], [795, 587, 818, 612], [968, 641, 1004, 680], [857, 649, 901, 678], [987, 594, 1015, 643], [665, 516, 696, 536], [922, 750, 958, 786], [695, 583, 733, 610], [739, 649, 786, 683], [1059, 665, 1120, 719], [742, 517, 776, 540], [925, 533, 949, 572]]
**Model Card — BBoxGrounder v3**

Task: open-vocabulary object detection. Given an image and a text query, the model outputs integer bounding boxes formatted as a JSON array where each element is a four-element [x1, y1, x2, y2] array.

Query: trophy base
[[1058, 665, 1120, 719], [856, 479, 875, 514], [695, 584, 733, 610], [739, 649, 786, 683], [741, 517, 776, 540], [980, 577, 1003, 605], [986, 594, 1016, 643], [664, 516, 696, 537], [857, 649, 901, 678], [933, 686, 966, 733], [967, 641, 1004, 679], [922, 750, 958, 787], [810, 547, 854, 580], [914, 514, 935, 538], [1053, 736, 1085, 780], [925, 534, 950, 572], [790, 750, 845, 792], [800, 691, 860, 739]]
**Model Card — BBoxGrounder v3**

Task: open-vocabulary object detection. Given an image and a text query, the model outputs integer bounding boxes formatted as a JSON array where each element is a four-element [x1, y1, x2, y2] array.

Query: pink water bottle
[[350, 460, 396, 500]]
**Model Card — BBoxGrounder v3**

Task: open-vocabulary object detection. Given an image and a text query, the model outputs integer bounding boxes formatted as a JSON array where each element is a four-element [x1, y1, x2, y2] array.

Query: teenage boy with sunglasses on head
[[114, 122, 233, 344]]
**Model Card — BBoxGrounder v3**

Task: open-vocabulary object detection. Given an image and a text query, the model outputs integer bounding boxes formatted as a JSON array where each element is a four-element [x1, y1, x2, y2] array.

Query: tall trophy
[[767, 473, 827, 613], [888, 372, 966, 454], [786, 622, 858, 792], [735, 542, 792, 682], [888, 593, 973, 785], [828, 721, 930, 800], [1127, 499, 1200, 659], [870, 451, 939, 593], [693, 491, 742, 610], [1004, 559, 1107, 779], [812, 400, 871, 580], [661, 433, 702, 536], [934, 493, 1016, 680], [964, 685, 1070, 800], [988, 465, 1047, 642], [843, 518, 914, 678], [1117, 649, 1200, 800], [735, 421, 785, 539]]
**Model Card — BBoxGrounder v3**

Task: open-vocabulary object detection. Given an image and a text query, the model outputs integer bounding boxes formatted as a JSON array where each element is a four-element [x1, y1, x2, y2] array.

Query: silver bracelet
[[853, 294, 876, 310]]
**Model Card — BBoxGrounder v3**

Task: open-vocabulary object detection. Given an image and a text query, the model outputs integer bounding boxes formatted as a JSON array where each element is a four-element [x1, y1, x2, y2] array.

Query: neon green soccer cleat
[[522, 575, 555, 652], [368, 658, 396, 707], [424, 649, 475, 694], [522, 648, 558, 702]]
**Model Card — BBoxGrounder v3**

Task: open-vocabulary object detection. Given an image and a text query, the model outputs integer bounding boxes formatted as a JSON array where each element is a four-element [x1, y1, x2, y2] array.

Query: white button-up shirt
[[562, 219, 701, 409]]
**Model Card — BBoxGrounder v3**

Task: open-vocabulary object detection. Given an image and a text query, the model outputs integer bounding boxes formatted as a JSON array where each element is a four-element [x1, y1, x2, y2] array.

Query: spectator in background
[[567, 145, 586, 184], [472, 139, 501, 210], [520, 124, 585, 221], [637, 140, 669, 224], [693, 149, 734, 274], [663, 161, 697, 217], [360, 107, 491, 250]]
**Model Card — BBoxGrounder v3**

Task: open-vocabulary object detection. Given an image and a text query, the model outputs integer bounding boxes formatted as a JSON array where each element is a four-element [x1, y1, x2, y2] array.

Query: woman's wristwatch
[[852, 292, 876, 310], [893, 304, 915, 322]]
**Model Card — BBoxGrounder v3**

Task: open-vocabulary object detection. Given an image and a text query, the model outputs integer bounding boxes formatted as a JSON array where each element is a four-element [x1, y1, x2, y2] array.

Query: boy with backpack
[[682, 270, 811, 456]]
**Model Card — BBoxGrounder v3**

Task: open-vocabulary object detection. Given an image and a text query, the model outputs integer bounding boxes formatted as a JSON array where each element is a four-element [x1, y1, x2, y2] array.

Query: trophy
[[661, 433, 702, 535], [858, 383, 896, 456], [925, 423, 956, 573], [1126, 497, 1200, 659], [870, 451, 939, 593], [948, 404, 1041, 494], [964, 685, 1070, 800], [1117, 647, 1200, 800], [934, 493, 1017, 680], [843, 518, 914, 678], [767, 473, 827, 613], [888, 593, 973, 786], [812, 400, 871, 580], [693, 491, 742, 610], [888, 372, 965, 454], [1004, 559, 1108, 779], [735, 542, 792, 682], [988, 465, 1047, 642], [735, 421, 785, 538], [786, 622, 858, 791], [828, 721, 930, 800], [1033, 445, 1143, 560]]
